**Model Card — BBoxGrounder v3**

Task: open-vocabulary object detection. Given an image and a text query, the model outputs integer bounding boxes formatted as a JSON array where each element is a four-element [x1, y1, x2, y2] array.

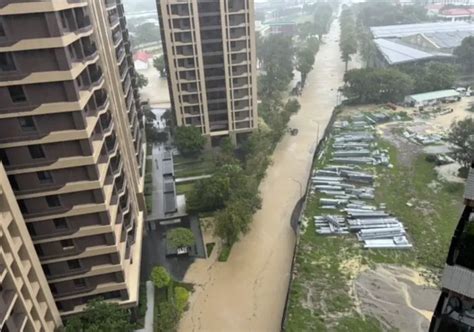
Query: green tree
[[153, 55, 166, 77], [167, 228, 195, 249], [454, 36, 474, 72], [296, 46, 315, 87], [214, 200, 252, 246], [285, 99, 301, 114], [342, 68, 414, 104], [146, 126, 168, 144], [313, 3, 333, 40], [260, 34, 294, 98], [150, 266, 171, 289], [307, 36, 320, 54], [187, 174, 231, 212], [174, 287, 190, 312], [135, 72, 148, 89], [400, 62, 457, 93], [340, 8, 357, 72], [64, 299, 135, 332], [156, 302, 179, 332], [174, 126, 206, 156], [448, 118, 474, 170]]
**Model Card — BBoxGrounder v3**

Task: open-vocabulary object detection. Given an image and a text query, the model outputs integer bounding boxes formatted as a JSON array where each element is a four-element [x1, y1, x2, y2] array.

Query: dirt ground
[[355, 265, 439, 332]]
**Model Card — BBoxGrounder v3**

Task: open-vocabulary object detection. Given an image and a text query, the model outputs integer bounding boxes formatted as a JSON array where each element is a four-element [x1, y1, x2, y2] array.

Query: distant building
[[268, 21, 298, 37], [437, 7, 474, 21], [404, 89, 461, 106], [134, 51, 153, 70], [430, 163, 474, 331], [156, 0, 259, 146], [370, 22, 474, 66]]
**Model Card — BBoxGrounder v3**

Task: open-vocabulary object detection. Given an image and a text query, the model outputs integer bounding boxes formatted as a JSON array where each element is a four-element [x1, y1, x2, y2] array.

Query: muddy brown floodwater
[[178, 20, 350, 332], [355, 265, 440, 332]]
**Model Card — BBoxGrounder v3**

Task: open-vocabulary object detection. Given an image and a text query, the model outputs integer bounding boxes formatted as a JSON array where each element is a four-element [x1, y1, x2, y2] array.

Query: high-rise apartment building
[[157, 0, 258, 146], [0, 0, 146, 317], [430, 162, 474, 331], [0, 163, 62, 331]]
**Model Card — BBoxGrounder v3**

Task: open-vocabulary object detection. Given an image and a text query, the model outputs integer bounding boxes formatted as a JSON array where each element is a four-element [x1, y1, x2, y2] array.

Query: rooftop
[[423, 30, 474, 49], [374, 38, 452, 65], [407, 89, 460, 103], [370, 21, 474, 38]]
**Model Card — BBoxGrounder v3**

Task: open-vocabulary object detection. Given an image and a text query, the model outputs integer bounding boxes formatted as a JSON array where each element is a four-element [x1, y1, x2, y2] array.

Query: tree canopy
[[214, 199, 252, 246], [448, 118, 474, 170], [64, 299, 135, 332], [174, 126, 206, 156], [342, 68, 414, 104], [153, 55, 166, 78], [454, 36, 474, 73], [135, 72, 148, 89], [167, 228, 195, 249], [339, 8, 357, 72], [150, 266, 171, 289], [399, 62, 457, 93]]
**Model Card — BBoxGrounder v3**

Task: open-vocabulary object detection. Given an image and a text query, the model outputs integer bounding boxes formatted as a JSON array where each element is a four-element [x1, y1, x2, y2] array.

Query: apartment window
[[0, 53, 16, 72], [7, 175, 18, 191], [26, 223, 36, 236], [42, 264, 51, 276], [37, 171, 53, 184], [73, 278, 87, 288], [0, 18, 5, 37], [28, 145, 45, 159], [46, 195, 61, 208], [0, 149, 9, 166], [34, 244, 44, 257], [53, 218, 68, 230], [19, 116, 35, 131], [8, 86, 27, 103], [17, 199, 28, 214], [67, 259, 81, 270], [60, 239, 74, 250], [50, 284, 58, 294], [60, 11, 69, 30]]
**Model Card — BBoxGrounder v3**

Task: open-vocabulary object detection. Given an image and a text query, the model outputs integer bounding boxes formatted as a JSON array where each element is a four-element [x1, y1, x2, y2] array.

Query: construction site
[[286, 95, 473, 331]]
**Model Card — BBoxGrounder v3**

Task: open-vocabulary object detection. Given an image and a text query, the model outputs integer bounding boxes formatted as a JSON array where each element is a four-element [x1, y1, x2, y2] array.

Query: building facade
[[157, 0, 258, 146], [430, 162, 474, 331], [0, 0, 146, 317], [0, 163, 62, 331]]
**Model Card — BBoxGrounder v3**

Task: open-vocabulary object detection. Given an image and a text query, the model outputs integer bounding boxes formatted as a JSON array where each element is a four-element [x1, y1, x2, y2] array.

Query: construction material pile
[[312, 115, 412, 250]]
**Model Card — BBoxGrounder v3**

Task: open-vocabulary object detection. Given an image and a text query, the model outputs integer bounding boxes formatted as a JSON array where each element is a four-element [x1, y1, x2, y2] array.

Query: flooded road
[[178, 20, 350, 332]]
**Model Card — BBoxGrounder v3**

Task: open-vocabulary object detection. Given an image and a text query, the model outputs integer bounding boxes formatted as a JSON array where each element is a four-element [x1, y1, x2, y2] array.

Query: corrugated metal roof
[[442, 264, 474, 298], [374, 38, 452, 65], [407, 89, 460, 103], [424, 31, 474, 49], [465, 166, 474, 201], [371, 21, 474, 38]]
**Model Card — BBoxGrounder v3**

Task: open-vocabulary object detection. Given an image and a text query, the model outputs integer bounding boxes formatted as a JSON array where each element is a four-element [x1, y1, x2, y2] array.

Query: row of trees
[[342, 60, 459, 104], [339, 7, 357, 72], [150, 266, 190, 332]]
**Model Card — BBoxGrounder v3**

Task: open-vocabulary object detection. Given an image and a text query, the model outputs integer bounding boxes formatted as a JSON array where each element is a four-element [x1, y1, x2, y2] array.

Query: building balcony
[[0, 290, 18, 326], [47, 264, 122, 283], [0, 1, 88, 15], [40, 243, 117, 264], [105, 0, 116, 10]]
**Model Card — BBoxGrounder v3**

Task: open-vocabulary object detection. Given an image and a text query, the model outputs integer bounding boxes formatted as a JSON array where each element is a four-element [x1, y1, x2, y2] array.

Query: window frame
[[8, 86, 27, 103]]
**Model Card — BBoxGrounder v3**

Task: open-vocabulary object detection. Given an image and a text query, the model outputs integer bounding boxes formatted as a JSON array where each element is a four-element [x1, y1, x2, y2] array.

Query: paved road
[[179, 20, 349, 332]]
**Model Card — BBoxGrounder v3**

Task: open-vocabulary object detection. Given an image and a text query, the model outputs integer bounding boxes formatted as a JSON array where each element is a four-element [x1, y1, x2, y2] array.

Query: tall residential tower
[[157, 0, 258, 146], [0, 0, 146, 317], [430, 162, 474, 331]]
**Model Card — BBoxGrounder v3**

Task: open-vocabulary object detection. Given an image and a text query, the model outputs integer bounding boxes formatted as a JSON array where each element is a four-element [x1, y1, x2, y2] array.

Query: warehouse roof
[[374, 38, 452, 65], [371, 21, 474, 38], [423, 30, 474, 49], [407, 89, 460, 103]]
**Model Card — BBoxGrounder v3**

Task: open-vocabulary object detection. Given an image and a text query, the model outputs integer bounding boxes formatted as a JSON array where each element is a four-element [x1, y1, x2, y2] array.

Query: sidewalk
[[135, 281, 155, 332]]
